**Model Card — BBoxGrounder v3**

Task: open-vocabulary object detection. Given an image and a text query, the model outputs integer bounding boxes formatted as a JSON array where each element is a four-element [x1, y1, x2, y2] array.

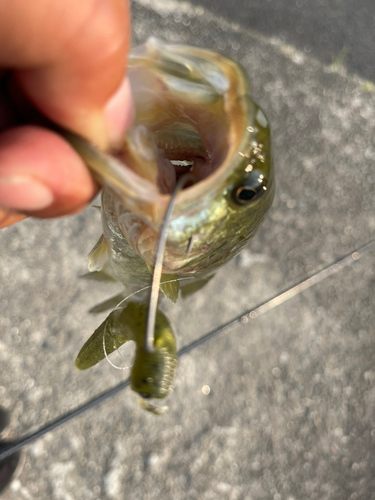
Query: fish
[[66, 38, 274, 407]]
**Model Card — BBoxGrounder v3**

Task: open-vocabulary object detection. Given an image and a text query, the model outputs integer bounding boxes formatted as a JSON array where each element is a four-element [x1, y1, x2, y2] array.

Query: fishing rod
[[0, 239, 374, 468]]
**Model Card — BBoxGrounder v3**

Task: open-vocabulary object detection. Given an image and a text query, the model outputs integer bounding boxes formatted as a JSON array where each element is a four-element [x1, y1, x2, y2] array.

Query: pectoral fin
[[87, 235, 110, 272], [146, 264, 180, 303], [160, 274, 180, 303]]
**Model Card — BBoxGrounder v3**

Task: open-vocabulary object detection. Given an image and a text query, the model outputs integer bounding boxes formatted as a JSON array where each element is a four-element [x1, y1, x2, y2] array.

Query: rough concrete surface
[[1, 0, 375, 499]]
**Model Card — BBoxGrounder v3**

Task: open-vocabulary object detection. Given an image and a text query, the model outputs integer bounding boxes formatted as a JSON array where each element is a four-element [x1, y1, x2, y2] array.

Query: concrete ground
[[1, 0, 375, 499]]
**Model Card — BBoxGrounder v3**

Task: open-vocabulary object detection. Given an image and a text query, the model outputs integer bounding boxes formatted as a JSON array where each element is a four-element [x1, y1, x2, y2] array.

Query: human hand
[[0, 0, 132, 228]]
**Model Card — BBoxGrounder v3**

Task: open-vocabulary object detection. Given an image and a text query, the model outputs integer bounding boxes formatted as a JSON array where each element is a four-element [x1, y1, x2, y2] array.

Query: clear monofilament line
[[145, 174, 196, 353]]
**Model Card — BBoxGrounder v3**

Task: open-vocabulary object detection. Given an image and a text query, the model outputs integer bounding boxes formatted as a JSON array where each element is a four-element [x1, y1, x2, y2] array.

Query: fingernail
[[103, 76, 134, 147], [0, 176, 54, 211]]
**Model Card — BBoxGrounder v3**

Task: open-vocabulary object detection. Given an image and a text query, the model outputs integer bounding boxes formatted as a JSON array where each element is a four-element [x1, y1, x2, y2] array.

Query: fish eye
[[235, 186, 258, 204], [232, 171, 267, 206]]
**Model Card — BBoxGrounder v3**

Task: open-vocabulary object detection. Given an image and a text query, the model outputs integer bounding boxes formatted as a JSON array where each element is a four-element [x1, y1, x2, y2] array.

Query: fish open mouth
[[114, 108, 230, 195], [154, 122, 209, 184], [111, 39, 247, 197], [62, 39, 272, 274]]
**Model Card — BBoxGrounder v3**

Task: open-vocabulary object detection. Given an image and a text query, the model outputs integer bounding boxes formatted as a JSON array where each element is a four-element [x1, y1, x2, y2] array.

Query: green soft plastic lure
[[75, 302, 177, 400]]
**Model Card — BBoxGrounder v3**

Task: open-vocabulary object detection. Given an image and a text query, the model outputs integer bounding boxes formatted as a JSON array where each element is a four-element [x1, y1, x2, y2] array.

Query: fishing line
[[102, 277, 196, 370], [0, 239, 374, 462], [102, 320, 128, 371], [179, 239, 375, 354], [145, 173, 196, 353]]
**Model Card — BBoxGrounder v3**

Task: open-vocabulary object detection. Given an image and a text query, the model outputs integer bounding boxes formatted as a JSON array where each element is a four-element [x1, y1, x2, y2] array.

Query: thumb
[[1, 0, 132, 149]]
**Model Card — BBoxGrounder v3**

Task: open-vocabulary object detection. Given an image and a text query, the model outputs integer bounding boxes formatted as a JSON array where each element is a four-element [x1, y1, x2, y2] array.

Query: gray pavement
[[184, 0, 375, 82], [1, 0, 375, 499]]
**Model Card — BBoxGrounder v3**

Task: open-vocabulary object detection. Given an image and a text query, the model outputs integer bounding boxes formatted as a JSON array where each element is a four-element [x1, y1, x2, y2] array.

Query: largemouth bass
[[67, 38, 274, 407]]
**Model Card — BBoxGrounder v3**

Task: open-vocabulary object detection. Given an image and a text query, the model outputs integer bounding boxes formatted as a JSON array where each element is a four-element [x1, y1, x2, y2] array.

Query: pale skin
[[0, 0, 133, 228]]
